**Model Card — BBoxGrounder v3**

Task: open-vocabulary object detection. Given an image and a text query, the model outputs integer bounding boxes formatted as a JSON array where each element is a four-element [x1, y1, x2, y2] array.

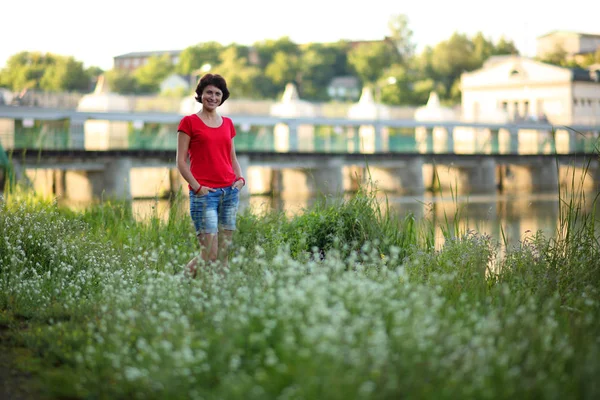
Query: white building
[[536, 31, 600, 61], [159, 74, 191, 94], [461, 55, 600, 126]]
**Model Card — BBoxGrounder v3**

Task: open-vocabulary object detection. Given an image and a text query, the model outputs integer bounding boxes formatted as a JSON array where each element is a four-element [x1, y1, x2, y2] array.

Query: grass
[[0, 174, 599, 399]]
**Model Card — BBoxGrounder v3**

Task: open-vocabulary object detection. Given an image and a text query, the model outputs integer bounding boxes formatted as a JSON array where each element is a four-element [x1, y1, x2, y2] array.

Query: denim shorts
[[189, 186, 240, 235]]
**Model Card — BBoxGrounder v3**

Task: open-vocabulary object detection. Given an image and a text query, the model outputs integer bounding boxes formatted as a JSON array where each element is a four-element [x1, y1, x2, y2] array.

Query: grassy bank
[[0, 183, 599, 399]]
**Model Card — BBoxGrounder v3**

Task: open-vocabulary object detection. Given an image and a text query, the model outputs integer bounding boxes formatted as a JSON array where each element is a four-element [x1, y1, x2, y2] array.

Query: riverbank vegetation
[[1, 180, 599, 399]]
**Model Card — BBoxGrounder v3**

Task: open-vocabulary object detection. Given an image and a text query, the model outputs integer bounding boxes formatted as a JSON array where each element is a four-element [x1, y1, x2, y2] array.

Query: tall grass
[[0, 169, 599, 399], [235, 180, 428, 262]]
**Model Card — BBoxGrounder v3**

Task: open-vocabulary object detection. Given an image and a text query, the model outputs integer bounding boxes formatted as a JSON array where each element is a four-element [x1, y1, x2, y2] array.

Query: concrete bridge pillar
[[503, 160, 559, 193], [432, 158, 497, 194], [168, 168, 187, 196], [369, 157, 425, 195], [593, 161, 600, 192], [274, 158, 345, 198], [309, 157, 345, 196], [96, 158, 132, 200], [465, 158, 497, 193], [531, 160, 559, 192], [53, 170, 66, 197], [67, 158, 132, 201]]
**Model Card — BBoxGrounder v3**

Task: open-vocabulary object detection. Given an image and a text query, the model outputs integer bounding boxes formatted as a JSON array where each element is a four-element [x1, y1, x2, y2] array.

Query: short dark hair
[[194, 73, 230, 105]]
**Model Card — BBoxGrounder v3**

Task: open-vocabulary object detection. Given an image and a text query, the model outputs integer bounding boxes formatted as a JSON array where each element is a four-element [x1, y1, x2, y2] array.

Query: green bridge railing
[[1, 125, 599, 154]]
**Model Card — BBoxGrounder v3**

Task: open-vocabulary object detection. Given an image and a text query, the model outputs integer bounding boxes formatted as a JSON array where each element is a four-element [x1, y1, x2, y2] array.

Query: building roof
[[537, 30, 600, 39], [113, 50, 183, 59], [329, 76, 360, 88], [572, 67, 600, 82]]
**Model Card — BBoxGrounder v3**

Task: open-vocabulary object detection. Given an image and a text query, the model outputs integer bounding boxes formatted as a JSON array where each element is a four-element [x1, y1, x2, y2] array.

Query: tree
[[253, 37, 300, 69], [40, 56, 90, 92], [539, 44, 572, 67], [387, 14, 415, 64], [105, 69, 137, 94], [471, 32, 497, 66], [213, 46, 261, 99], [265, 51, 300, 86], [348, 41, 399, 85], [134, 54, 173, 93], [377, 65, 409, 104], [0, 52, 55, 91], [430, 33, 479, 103], [494, 37, 519, 55], [0, 51, 95, 92], [299, 42, 351, 101], [176, 42, 224, 75]]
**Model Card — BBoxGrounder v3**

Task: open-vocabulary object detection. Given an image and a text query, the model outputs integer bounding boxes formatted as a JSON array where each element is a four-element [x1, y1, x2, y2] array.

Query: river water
[[129, 189, 599, 249]]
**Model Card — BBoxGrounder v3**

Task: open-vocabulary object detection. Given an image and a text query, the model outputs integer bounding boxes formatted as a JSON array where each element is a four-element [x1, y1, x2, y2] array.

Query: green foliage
[[297, 42, 352, 101], [175, 41, 224, 76], [213, 46, 262, 98], [134, 54, 174, 94], [387, 13, 415, 63], [265, 51, 300, 87], [39, 56, 91, 92], [0, 51, 92, 92], [0, 19, 523, 104], [348, 41, 400, 85], [233, 181, 429, 263], [1, 179, 599, 399], [253, 36, 300, 69], [105, 69, 137, 94]]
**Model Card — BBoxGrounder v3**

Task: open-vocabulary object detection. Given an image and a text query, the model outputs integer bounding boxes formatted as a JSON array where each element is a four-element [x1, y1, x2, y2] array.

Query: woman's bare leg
[[186, 233, 218, 277], [218, 230, 234, 269]]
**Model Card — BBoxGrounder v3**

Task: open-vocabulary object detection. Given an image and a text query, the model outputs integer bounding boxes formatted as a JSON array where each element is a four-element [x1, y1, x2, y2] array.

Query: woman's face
[[201, 84, 223, 110]]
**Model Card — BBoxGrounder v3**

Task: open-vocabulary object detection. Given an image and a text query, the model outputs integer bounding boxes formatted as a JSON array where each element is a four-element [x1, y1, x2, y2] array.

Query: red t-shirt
[[177, 114, 237, 189]]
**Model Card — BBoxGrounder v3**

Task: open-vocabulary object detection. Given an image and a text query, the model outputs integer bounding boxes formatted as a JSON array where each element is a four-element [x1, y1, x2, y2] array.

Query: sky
[[2, 0, 599, 71]]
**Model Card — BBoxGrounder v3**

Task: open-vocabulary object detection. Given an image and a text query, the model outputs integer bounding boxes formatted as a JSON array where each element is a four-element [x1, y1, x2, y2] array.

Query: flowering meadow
[[1, 185, 599, 400]]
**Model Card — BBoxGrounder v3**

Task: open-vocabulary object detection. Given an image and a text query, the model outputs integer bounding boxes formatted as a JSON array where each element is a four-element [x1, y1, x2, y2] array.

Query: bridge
[[1, 106, 599, 200]]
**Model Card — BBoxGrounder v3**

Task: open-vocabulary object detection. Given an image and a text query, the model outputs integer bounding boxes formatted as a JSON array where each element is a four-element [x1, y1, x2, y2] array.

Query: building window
[[501, 101, 508, 111]]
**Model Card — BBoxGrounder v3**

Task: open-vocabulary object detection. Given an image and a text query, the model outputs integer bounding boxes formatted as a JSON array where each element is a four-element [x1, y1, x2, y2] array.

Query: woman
[[176, 73, 245, 276]]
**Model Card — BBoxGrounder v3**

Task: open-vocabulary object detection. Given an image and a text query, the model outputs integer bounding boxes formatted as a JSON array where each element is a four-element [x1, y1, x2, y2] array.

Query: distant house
[[113, 50, 183, 72], [536, 31, 600, 62], [461, 55, 600, 125], [327, 76, 361, 102], [160, 74, 192, 94]]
